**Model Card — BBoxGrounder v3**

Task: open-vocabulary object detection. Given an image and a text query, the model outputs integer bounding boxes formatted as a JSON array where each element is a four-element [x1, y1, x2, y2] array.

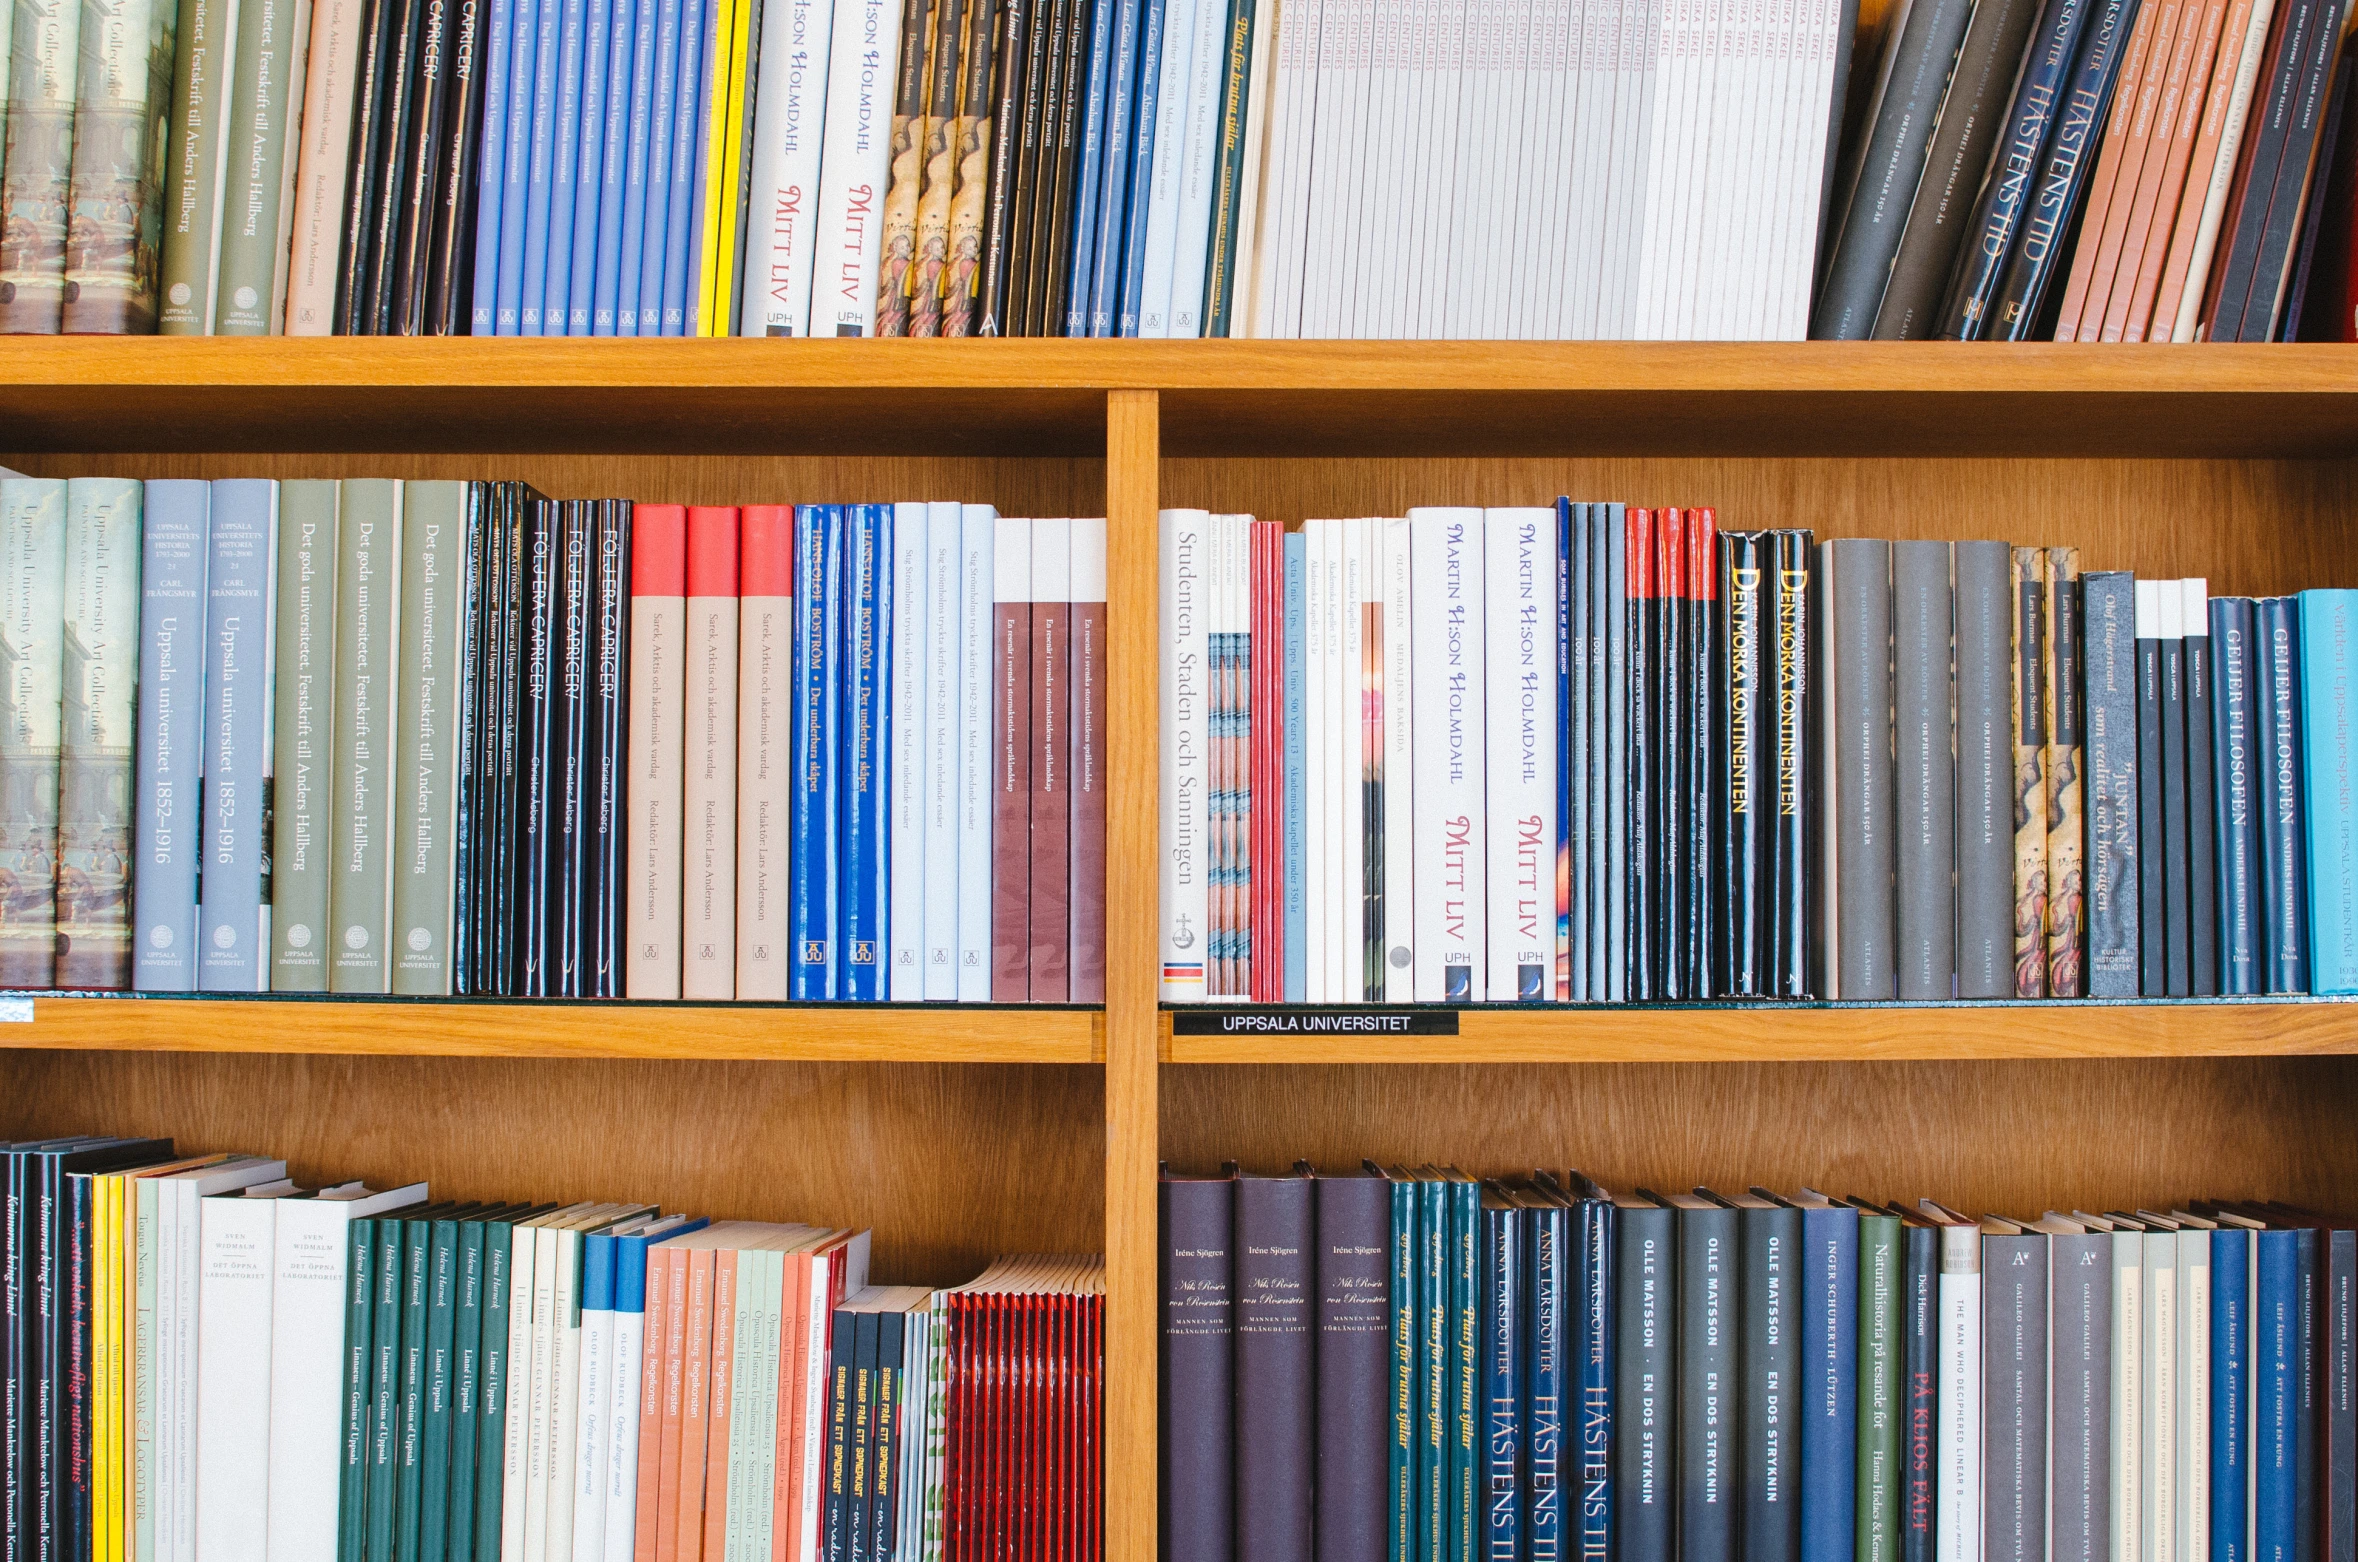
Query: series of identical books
[[1161, 1164, 2357, 1562], [0, 475, 1103, 1001], [1, 1134, 1103, 1562], [1814, 0, 2358, 340], [1155, 507, 2358, 1004]]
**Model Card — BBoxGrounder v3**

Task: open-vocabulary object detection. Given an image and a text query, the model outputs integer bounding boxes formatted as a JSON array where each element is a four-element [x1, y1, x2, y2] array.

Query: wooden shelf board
[[5, 339, 2357, 456], [1160, 998, 2358, 1062], [0, 994, 1103, 1062]]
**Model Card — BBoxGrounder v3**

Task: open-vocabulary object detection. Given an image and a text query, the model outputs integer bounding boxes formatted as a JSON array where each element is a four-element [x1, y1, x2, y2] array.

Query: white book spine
[[282, 0, 361, 331], [601, 1289, 643, 1562], [740, 0, 839, 334], [955, 506, 996, 1000], [1166, 0, 1230, 336], [524, 1225, 567, 1561], [1322, 524, 1348, 997], [1159, 509, 1212, 999], [1381, 517, 1415, 997], [795, 1251, 835, 1562], [737, 571, 792, 1001], [1339, 520, 1369, 998], [193, 1198, 276, 1562], [2115, 1232, 2143, 1562], [627, 567, 686, 998], [890, 502, 929, 998], [1135, 0, 1202, 336], [923, 503, 961, 999], [570, 1287, 613, 1562], [501, 1223, 540, 1562], [2147, 1232, 2178, 1562], [1934, 1240, 1981, 1562], [260, 1204, 350, 1559], [155, 1182, 178, 1562], [683, 577, 739, 1000], [1409, 508, 1488, 1002], [808, 0, 902, 335], [1482, 508, 1558, 1000], [2180, 1230, 2209, 1562], [1303, 520, 1329, 1001]]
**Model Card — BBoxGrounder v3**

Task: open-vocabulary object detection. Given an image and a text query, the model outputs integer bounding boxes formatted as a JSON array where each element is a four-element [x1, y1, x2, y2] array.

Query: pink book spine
[[772, 1251, 812, 1562], [1029, 519, 1074, 1001], [1067, 520, 1109, 1004], [627, 507, 690, 999], [654, 1245, 694, 1562]]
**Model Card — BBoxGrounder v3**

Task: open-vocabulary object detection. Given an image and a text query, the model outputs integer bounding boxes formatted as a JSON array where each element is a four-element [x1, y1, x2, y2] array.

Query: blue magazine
[[2255, 595, 2309, 993], [495, 0, 543, 332], [517, 0, 565, 332], [593, 0, 643, 332], [567, 0, 616, 332], [2215, 1223, 2251, 1562], [634, 0, 685, 334], [1114, 0, 1166, 335], [660, 0, 711, 334], [1064, 0, 1119, 335], [1087, 0, 1144, 336], [791, 504, 843, 997], [840, 505, 890, 999], [471, 0, 518, 331], [541, 0, 593, 333], [2300, 590, 2358, 993]]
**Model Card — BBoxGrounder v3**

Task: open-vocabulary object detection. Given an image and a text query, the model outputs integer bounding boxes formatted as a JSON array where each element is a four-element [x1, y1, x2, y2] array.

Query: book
[[793, 504, 844, 999], [683, 506, 740, 999], [2046, 550, 2088, 996], [2254, 595, 2310, 991], [737, 505, 794, 998], [1957, 542, 2017, 998], [330, 480, 403, 993], [0, 478, 67, 988], [1819, 538, 1895, 999], [1408, 509, 1488, 1003], [2085, 572, 2144, 996], [1893, 541, 1957, 1000], [209, 0, 307, 334], [842, 504, 890, 998], [194, 480, 276, 992], [2014, 548, 2053, 996], [56, 480, 141, 990], [994, 513, 1033, 999], [625, 504, 688, 997], [1027, 515, 1071, 1000], [391, 482, 474, 995], [2183, 581, 2220, 994], [2302, 588, 2358, 992], [1484, 509, 1558, 1002], [268, 482, 338, 990]]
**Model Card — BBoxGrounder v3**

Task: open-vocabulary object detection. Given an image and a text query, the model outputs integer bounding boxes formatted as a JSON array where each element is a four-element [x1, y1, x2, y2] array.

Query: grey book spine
[[2083, 572, 2141, 995], [2184, 609, 2219, 994], [211, 0, 307, 333], [1955, 541, 2015, 997], [391, 481, 467, 994], [1981, 1233, 2049, 1562], [1615, 1204, 1674, 1562], [1161, 1175, 1234, 1562], [155, 0, 240, 333], [2137, 610, 2166, 994], [57, 479, 142, 991], [1812, 0, 1980, 338], [1894, 541, 1957, 999], [1605, 505, 1628, 1003], [1314, 1172, 1390, 1562], [133, 480, 209, 991], [2162, 626, 2192, 994], [2047, 1232, 2112, 1562], [330, 479, 402, 992], [1235, 1172, 1314, 1562], [1828, 538, 1897, 998], [1741, 1205, 1801, 1562], [1679, 1204, 1739, 1562], [196, 479, 277, 991], [270, 480, 338, 990]]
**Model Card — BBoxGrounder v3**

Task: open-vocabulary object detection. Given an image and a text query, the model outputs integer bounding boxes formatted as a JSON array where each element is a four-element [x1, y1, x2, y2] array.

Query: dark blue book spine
[[634, 0, 685, 331], [520, 501, 560, 994], [793, 505, 844, 997], [472, 0, 516, 331], [2217, 598, 2265, 994], [1741, 1206, 1801, 1562], [2258, 1228, 2302, 1562], [1936, 0, 2094, 337], [1419, 1176, 1445, 1562], [1613, 1205, 1672, 1562], [840, 505, 890, 998], [2256, 597, 2311, 992], [1589, 509, 1610, 999], [2140, 606, 2168, 995], [1450, 1180, 1480, 1562], [1114, 0, 1167, 334], [2085, 571, 2142, 994], [660, 0, 710, 333], [1559, 500, 1579, 1003], [2209, 0, 2330, 342], [1604, 506, 1628, 1001], [1574, 1197, 1612, 1562], [1524, 1200, 1566, 1562], [1317, 1175, 1392, 1562], [1065, 0, 1119, 334], [1799, 1205, 1860, 1562], [1483, 1201, 1524, 1562], [1088, 0, 1145, 335], [1235, 1174, 1315, 1562], [1678, 1204, 1739, 1562], [2219, 1225, 2253, 1562]]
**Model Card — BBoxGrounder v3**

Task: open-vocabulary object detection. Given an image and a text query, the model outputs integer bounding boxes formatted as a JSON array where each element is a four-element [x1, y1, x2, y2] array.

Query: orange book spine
[[2102, 0, 2223, 336], [2127, 0, 2251, 333], [672, 1248, 719, 1562], [635, 1248, 675, 1562], [655, 1245, 696, 1562], [2056, 0, 2171, 335], [2152, 0, 2268, 333], [701, 1247, 741, 1562], [2082, 0, 2191, 334], [773, 1252, 813, 1562]]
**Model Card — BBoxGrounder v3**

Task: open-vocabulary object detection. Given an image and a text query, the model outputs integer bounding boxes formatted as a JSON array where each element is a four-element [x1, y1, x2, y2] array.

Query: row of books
[[1160, 1164, 2354, 1562], [1, 1134, 1103, 1562], [1814, 0, 2358, 340], [0, 476, 1106, 1001], [1156, 507, 2358, 1004]]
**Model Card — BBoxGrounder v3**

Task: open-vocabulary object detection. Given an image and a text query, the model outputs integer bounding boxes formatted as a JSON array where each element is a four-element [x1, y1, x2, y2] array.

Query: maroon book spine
[[1030, 519, 1073, 1000], [993, 519, 1033, 1000], [1068, 519, 1108, 1003]]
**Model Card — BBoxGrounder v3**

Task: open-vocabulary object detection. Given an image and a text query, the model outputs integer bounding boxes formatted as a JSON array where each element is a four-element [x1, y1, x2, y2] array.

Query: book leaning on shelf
[[1156, 503, 2358, 1004]]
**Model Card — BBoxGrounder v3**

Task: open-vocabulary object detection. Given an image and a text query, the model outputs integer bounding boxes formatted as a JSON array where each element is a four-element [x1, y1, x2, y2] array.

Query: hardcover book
[[1956, 541, 2016, 998], [736, 505, 793, 999], [270, 482, 339, 991], [196, 480, 277, 992], [2083, 572, 2143, 995], [329, 479, 402, 993], [133, 480, 210, 992], [626, 505, 688, 998], [57, 479, 141, 990], [391, 482, 474, 995], [0, 478, 68, 987], [683, 506, 740, 1000]]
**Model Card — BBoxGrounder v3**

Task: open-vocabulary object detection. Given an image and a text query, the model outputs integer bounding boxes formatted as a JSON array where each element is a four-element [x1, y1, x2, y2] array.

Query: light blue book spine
[[544, 0, 593, 335], [2300, 590, 2358, 994], [660, 0, 711, 334], [134, 482, 210, 992], [680, 0, 719, 337], [518, 0, 566, 332], [790, 504, 842, 998], [1091, 0, 1149, 336], [2255, 1229, 2299, 1562], [1114, 0, 1168, 335], [496, 0, 545, 333], [840, 505, 888, 999], [1282, 528, 1305, 1002], [1603, 503, 1627, 1002], [617, 0, 663, 330], [591, 0, 637, 331], [567, 0, 615, 332], [1064, 0, 1119, 335], [2214, 1224, 2251, 1562], [473, 0, 518, 332], [196, 481, 277, 992]]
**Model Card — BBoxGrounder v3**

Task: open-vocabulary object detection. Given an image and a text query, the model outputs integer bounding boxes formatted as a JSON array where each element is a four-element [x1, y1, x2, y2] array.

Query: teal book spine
[[2301, 589, 2358, 994], [448, 1219, 488, 1562], [475, 1220, 515, 1559], [1448, 1177, 1478, 1562], [1385, 1172, 1412, 1562], [340, 1218, 378, 1562], [396, 1217, 432, 1561], [418, 1217, 461, 1562], [1417, 1175, 1443, 1562], [369, 1218, 405, 1562]]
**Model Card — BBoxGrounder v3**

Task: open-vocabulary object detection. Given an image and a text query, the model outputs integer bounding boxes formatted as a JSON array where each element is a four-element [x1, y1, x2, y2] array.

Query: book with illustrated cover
[[0, 478, 67, 987], [2013, 547, 2052, 997], [62, 0, 178, 332], [57, 479, 141, 990]]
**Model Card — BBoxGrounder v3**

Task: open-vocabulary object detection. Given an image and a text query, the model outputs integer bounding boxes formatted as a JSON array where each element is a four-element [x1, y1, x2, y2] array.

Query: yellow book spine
[[696, 0, 742, 334], [94, 1176, 115, 1562], [711, 0, 758, 334], [114, 1175, 131, 1560]]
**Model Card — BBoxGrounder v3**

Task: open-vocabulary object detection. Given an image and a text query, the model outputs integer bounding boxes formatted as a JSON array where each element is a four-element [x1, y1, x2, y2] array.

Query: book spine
[[992, 515, 1033, 998], [560, 0, 612, 334], [1721, 531, 1766, 997], [1626, 511, 1654, 1000], [1830, 538, 1895, 998], [1678, 1206, 1738, 1562], [841, 504, 889, 998], [267, 483, 338, 989], [1934, 1227, 1982, 1562], [1657, 512, 1686, 1000], [786, 505, 842, 996], [955, 506, 994, 998], [1857, 1213, 1902, 1562], [1482, 1199, 1525, 1562], [2049, 1233, 2111, 1562], [1574, 1196, 1613, 1560], [1071, 517, 1109, 1002], [192, 1197, 276, 1559], [329, 480, 402, 993], [1525, 1197, 1566, 1562], [2256, 1232, 2299, 1562], [1615, 1205, 1673, 1562], [2256, 596, 2311, 991], [391, 483, 468, 994], [519, 500, 559, 989], [1483, 509, 1558, 1001], [555, 503, 596, 996], [1768, 530, 1811, 998], [1026, 516, 1071, 1000], [153, 0, 235, 333], [624, 505, 688, 996], [734, 506, 794, 997], [53, 481, 140, 990], [0, 482, 61, 987], [2165, 585, 2195, 993], [2184, 582, 2219, 994], [2014, 547, 2053, 996], [738, 0, 835, 333], [1741, 1206, 1801, 1562], [1901, 1226, 1935, 1562], [2213, 1226, 2249, 1562], [210, 0, 302, 333], [1160, 1188, 1234, 1556], [889, 502, 928, 993], [1317, 1176, 1390, 1562], [1565, 506, 1585, 1001], [2084, 571, 2144, 995], [1801, 1206, 1859, 1562], [1408, 509, 1488, 1002], [809, 0, 901, 333], [923, 504, 960, 999], [1282, 529, 1308, 999], [592, 502, 633, 995], [1979, 1233, 2046, 1562], [417, 1220, 459, 1561], [193, 481, 276, 992], [683, 505, 741, 999], [1952, 542, 2013, 997], [2304, 592, 2358, 988], [133, 483, 210, 991], [2216, 597, 2265, 993], [1894, 541, 1957, 1000], [2047, 550, 2088, 995]]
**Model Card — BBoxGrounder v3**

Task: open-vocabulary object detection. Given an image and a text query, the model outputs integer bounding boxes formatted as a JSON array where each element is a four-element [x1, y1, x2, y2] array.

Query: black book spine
[[3, 1149, 23, 1562], [449, 485, 487, 994], [365, 0, 430, 334], [59, 1175, 89, 1562], [392, 0, 457, 333], [519, 501, 559, 995], [336, 0, 403, 333], [1235, 1173, 1314, 1562], [1315, 1174, 1390, 1562], [593, 501, 632, 997], [1574, 1195, 1614, 1560], [2164, 614, 2193, 994], [2242, 0, 2343, 337], [1614, 1205, 1673, 1562], [2083, 572, 2142, 994], [424, 0, 487, 334], [2283, 59, 2355, 340], [32, 1155, 59, 1562], [1481, 1197, 1524, 1562], [1741, 1206, 1800, 1562], [1678, 1205, 1738, 1562], [1040, 0, 1091, 333], [2327, 1227, 2355, 1562], [868, 1309, 905, 1562], [2297, 1227, 2322, 1560], [976, 0, 1030, 335], [2137, 594, 2167, 994], [2211, 0, 2329, 340], [821, 1310, 856, 1562], [1659, 512, 1689, 999], [1525, 1197, 1566, 1560], [2254, 595, 2309, 992], [557, 503, 594, 997], [484, 489, 522, 995], [1770, 531, 1813, 998], [1013, 0, 1068, 333], [1900, 1224, 1937, 1562], [1627, 511, 1656, 1000], [1722, 531, 1767, 997]]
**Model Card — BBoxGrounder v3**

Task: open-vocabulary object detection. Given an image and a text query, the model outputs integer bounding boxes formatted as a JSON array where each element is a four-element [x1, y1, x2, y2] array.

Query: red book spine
[[1030, 519, 1073, 1000], [992, 520, 1033, 999], [1068, 519, 1108, 1003]]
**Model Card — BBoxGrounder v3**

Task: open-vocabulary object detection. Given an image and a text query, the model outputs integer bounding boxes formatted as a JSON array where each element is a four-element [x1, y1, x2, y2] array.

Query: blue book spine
[[634, 0, 684, 334], [791, 504, 843, 998], [1065, 0, 1120, 335], [1523, 1201, 1565, 1562], [472, 0, 518, 332], [2258, 1229, 2301, 1562], [1574, 1196, 1613, 1561], [2300, 591, 2358, 993], [591, 0, 638, 332], [517, 0, 565, 332], [1558, 499, 1577, 1001], [2216, 598, 2264, 994], [2217, 1225, 2252, 1562], [2255, 596, 2310, 993], [840, 505, 888, 999], [1282, 530, 1306, 1002], [1603, 504, 1628, 1002], [660, 0, 709, 334], [1482, 1199, 1522, 1562], [496, 0, 544, 333], [1088, 0, 1145, 336], [568, 0, 616, 333], [682, 0, 721, 336], [134, 481, 210, 991], [197, 480, 276, 992], [541, 0, 592, 334], [1114, 0, 1167, 335], [1798, 1204, 1858, 1562], [614, 0, 659, 331], [583, 1231, 614, 1316]]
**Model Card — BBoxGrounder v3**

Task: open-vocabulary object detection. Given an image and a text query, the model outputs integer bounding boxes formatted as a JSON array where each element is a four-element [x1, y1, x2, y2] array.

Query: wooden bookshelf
[[8, 340, 2358, 1562]]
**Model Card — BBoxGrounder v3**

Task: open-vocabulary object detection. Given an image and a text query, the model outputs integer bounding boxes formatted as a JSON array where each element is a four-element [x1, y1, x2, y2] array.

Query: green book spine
[[329, 479, 402, 992], [475, 1221, 513, 1561], [447, 1219, 486, 1562], [1386, 1175, 1412, 1562], [154, 0, 234, 332], [0, 478, 67, 986], [1856, 1211, 1902, 1562], [133, 1180, 159, 1562], [58, 477, 141, 989], [339, 1217, 378, 1562], [60, 0, 178, 332], [1416, 1175, 1442, 1562], [0, 0, 83, 330], [395, 1218, 431, 1562], [271, 479, 338, 989], [1447, 1177, 1477, 1562], [208, 0, 305, 333], [1198, 0, 1255, 337], [418, 1218, 459, 1562], [368, 1217, 404, 1562], [728, 1249, 762, 1557], [390, 481, 467, 994]]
